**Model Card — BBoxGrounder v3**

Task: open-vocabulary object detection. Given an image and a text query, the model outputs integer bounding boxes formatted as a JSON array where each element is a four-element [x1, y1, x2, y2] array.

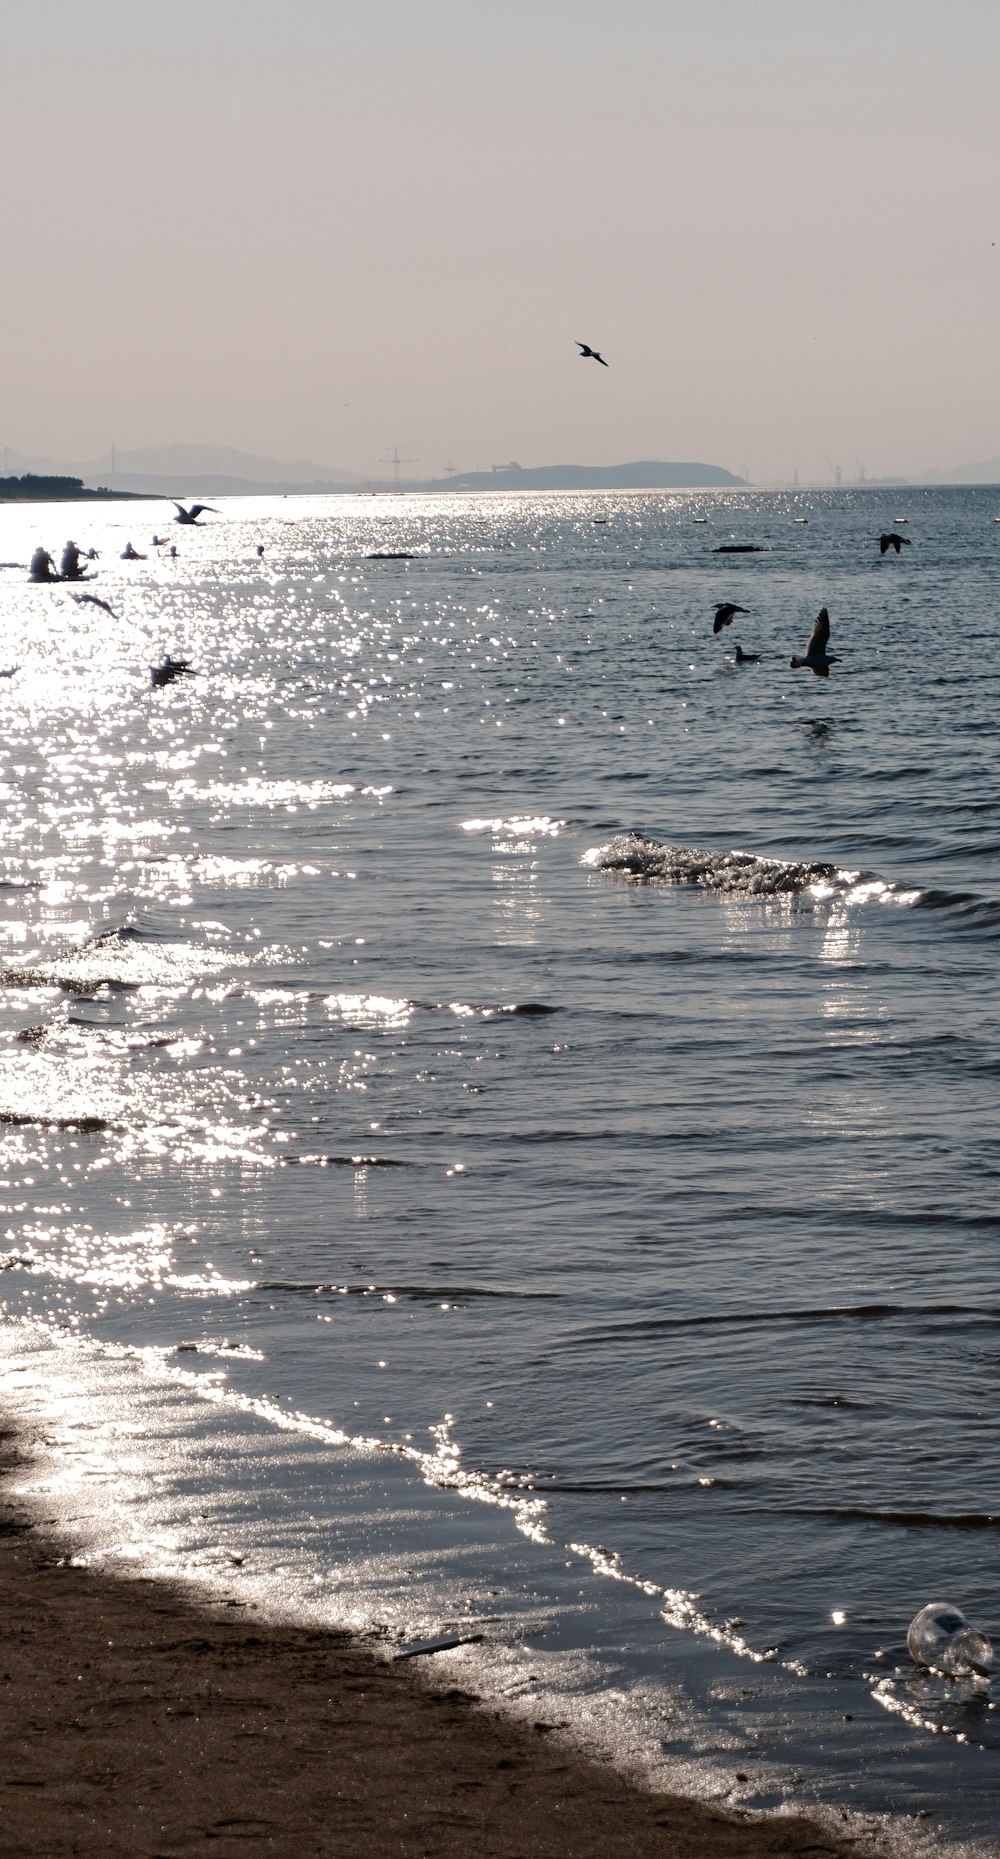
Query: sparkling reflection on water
[[2, 489, 1000, 1848]]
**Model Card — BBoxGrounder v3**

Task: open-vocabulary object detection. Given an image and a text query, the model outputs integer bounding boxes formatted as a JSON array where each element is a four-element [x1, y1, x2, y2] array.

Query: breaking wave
[[583, 831, 920, 905]]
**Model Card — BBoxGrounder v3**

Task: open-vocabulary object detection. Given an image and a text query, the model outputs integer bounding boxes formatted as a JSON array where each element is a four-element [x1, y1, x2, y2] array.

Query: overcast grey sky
[[4, 0, 999, 482]]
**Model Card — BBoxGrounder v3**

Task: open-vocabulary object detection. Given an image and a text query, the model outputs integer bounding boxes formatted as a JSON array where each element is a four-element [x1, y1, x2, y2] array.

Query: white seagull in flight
[[790, 607, 839, 678]]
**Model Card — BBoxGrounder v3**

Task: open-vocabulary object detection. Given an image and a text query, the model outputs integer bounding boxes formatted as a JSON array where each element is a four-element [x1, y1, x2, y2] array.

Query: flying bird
[[172, 502, 218, 524], [879, 532, 911, 555], [70, 593, 118, 619], [713, 602, 748, 633], [790, 607, 839, 677], [576, 342, 609, 367]]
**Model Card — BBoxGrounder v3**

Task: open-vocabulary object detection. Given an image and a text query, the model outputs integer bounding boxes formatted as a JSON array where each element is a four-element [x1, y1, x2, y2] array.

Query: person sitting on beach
[[29, 545, 58, 582], [60, 540, 86, 580], [121, 542, 146, 561]]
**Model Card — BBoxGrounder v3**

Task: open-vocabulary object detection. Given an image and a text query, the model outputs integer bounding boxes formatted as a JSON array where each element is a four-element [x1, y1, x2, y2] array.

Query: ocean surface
[[1, 486, 999, 1851]]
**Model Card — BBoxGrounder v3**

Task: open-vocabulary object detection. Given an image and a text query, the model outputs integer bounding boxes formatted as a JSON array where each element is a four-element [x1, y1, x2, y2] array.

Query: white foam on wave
[[0, 1317, 985, 1857], [584, 833, 923, 907]]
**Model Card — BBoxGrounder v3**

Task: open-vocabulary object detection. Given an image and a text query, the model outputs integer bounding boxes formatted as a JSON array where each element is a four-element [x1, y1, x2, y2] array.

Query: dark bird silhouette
[[172, 502, 218, 524], [790, 607, 839, 677], [0, 667, 18, 678], [713, 602, 748, 633], [150, 653, 196, 688], [576, 342, 609, 367], [879, 532, 911, 555], [70, 593, 118, 619], [734, 644, 760, 663]]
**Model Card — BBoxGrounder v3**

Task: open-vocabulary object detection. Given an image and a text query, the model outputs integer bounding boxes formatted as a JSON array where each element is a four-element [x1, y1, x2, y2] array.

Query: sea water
[[1, 487, 999, 1851]]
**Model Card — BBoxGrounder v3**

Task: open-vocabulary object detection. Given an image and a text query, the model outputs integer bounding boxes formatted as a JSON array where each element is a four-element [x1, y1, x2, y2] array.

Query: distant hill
[[1, 443, 361, 494], [426, 460, 746, 491], [920, 456, 1000, 485], [0, 448, 747, 498]]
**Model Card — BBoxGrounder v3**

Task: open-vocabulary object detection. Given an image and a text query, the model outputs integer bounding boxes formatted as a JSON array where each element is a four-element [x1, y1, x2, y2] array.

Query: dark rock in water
[[368, 551, 417, 560], [713, 544, 769, 553]]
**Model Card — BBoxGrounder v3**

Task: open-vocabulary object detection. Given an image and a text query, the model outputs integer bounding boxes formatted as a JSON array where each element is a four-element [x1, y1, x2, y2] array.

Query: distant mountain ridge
[[0, 446, 746, 496], [430, 460, 746, 491], [1, 443, 361, 494]]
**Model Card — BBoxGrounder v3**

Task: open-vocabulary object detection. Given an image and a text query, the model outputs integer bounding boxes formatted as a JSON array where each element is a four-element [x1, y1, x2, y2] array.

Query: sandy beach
[[0, 1421, 869, 1859]]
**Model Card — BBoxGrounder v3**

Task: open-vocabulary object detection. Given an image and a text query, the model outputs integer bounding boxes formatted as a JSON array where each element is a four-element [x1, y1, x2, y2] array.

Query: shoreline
[[0, 1420, 867, 1859]]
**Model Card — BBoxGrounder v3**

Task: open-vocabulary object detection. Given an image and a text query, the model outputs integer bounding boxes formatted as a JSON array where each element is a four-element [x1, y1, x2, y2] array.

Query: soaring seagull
[[879, 532, 911, 555], [172, 501, 218, 525], [577, 342, 609, 367], [713, 601, 748, 633], [790, 607, 839, 677]]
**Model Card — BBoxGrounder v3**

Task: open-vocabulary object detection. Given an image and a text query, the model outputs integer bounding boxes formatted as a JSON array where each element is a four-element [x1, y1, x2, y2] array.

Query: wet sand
[[0, 1424, 862, 1859]]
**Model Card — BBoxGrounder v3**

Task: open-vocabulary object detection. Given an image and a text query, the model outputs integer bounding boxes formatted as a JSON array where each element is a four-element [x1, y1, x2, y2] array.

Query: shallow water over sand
[[1, 486, 999, 1849]]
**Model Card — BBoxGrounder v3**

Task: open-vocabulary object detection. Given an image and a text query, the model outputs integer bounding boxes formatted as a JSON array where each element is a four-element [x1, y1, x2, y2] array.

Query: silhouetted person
[[60, 540, 86, 580], [121, 542, 146, 560], [29, 546, 57, 582], [257, 543, 265, 557]]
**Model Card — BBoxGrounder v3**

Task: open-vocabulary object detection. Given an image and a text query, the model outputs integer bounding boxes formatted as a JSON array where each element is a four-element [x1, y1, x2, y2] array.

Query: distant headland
[[0, 446, 746, 498], [0, 474, 148, 503], [425, 461, 746, 491]]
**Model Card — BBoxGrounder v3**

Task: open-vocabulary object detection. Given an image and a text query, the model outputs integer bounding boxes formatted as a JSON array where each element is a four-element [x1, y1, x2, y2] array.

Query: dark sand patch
[[0, 1425, 860, 1858]]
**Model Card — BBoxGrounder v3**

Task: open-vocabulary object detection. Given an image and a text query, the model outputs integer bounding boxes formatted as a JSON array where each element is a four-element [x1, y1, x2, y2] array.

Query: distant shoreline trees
[[0, 474, 136, 501]]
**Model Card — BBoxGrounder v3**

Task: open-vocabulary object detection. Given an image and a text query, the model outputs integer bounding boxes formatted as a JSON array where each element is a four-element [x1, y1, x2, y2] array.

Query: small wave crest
[[583, 832, 921, 906]]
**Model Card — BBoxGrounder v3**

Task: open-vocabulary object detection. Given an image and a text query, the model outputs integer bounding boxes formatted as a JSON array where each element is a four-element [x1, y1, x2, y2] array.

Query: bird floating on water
[[713, 602, 748, 633], [151, 653, 196, 688], [576, 342, 609, 367], [172, 501, 218, 525], [734, 644, 760, 664], [790, 607, 839, 677], [879, 532, 911, 555]]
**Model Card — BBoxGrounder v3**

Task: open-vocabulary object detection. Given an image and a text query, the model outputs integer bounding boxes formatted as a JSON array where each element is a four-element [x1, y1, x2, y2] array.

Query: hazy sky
[[5, 0, 1000, 482]]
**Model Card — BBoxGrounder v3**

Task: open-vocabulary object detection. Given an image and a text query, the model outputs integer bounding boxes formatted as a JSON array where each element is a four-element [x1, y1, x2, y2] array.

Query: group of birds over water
[[19, 503, 268, 686], [711, 526, 916, 675], [16, 501, 258, 684], [577, 336, 907, 676], [10, 408, 926, 688]]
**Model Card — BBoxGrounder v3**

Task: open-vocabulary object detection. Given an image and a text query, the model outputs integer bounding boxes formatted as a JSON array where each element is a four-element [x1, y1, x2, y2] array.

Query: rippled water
[[2, 487, 999, 1850]]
